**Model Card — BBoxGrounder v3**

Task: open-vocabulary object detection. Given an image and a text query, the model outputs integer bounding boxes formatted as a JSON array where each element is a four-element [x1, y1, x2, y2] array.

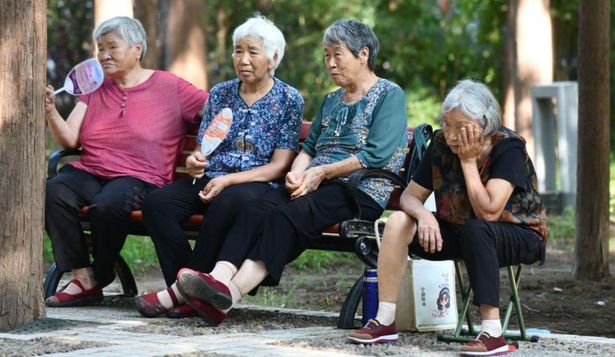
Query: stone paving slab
[[1, 304, 614, 356]]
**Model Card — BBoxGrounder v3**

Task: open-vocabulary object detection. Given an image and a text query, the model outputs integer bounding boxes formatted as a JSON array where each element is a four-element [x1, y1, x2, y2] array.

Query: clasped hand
[[199, 176, 229, 203], [285, 166, 325, 199]]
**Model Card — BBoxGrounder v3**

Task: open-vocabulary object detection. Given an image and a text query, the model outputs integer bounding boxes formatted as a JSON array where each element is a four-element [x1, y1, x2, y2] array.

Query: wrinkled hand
[[199, 176, 229, 203], [44, 85, 57, 116], [186, 151, 207, 179], [456, 122, 483, 163], [285, 171, 303, 193], [416, 211, 442, 253], [290, 166, 325, 199]]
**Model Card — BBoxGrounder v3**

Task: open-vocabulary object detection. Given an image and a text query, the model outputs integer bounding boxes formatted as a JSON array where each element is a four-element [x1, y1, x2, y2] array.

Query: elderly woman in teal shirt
[[172, 19, 408, 326]]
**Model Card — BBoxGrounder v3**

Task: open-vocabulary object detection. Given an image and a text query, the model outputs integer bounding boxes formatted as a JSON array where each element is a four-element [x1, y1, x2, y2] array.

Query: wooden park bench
[[43, 120, 430, 329]]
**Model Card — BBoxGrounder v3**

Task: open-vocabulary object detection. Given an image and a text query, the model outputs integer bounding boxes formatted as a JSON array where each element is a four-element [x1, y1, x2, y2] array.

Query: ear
[[359, 47, 369, 65], [134, 43, 143, 59], [269, 51, 278, 70]]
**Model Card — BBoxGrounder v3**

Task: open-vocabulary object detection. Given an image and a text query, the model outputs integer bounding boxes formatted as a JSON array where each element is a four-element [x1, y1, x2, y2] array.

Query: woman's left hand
[[457, 122, 484, 163], [199, 176, 230, 203], [290, 166, 326, 199]]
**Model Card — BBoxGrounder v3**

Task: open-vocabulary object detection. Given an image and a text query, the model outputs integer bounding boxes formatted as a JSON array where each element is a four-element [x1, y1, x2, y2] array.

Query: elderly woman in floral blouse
[[136, 16, 303, 319], [348, 80, 546, 356], [174, 19, 408, 326]]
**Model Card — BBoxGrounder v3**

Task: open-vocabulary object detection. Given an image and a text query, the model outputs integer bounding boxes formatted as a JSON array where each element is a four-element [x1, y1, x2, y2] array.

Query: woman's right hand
[[186, 151, 207, 178], [416, 210, 442, 253], [285, 170, 303, 194], [45, 85, 57, 115]]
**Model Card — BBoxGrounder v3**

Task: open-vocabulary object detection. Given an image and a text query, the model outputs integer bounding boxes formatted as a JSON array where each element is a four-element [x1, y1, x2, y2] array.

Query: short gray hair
[[441, 79, 502, 137], [323, 19, 379, 71], [232, 16, 286, 76], [94, 17, 147, 60]]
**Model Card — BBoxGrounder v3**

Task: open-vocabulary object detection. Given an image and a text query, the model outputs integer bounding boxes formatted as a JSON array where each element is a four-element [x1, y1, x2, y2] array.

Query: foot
[[459, 331, 509, 356], [135, 287, 180, 318], [166, 304, 198, 318], [176, 268, 232, 310], [183, 295, 227, 326], [347, 319, 398, 344], [45, 279, 103, 307]]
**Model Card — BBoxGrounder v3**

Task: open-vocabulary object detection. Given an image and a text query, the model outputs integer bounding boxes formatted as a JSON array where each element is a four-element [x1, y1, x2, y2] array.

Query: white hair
[[94, 16, 147, 60], [232, 16, 286, 75], [441, 79, 502, 136]]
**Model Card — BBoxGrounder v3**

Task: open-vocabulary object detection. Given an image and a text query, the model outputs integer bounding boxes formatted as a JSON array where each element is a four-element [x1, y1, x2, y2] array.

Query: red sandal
[[135, 287, 180, 318], [45, 279, 103, 307]]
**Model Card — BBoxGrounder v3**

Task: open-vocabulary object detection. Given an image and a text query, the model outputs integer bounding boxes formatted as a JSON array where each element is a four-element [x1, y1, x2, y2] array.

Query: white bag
[[395, 259, 458, 332], [374, 218, 457, 332]]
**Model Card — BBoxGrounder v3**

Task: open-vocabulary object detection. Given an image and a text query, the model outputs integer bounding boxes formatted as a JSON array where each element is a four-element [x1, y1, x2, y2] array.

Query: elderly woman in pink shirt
[[43, 16, 207, 307]]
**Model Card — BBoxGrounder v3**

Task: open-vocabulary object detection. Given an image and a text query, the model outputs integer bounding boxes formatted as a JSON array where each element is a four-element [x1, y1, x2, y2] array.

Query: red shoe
[[459, 332, 509, 356], [166, 304, 197, 318], [183, 295, 227, 326], [176, 268, 232, 310], [135, 287, 179, 318], [45, 279, 103, 307], [347, 319, 398, 344]]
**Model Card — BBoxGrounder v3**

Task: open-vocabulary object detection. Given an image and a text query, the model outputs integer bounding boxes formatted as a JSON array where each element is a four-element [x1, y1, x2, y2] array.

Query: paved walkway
[[1, 304, 615, 356]]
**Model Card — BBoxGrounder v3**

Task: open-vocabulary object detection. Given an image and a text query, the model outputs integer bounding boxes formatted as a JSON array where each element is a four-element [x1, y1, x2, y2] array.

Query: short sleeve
[[276, 90, 304, 151], [177, 77, 208, 124], [355, 86, 408, 168], [412, 140, 434, 190], [78, 92, 91, 105], [489, 146, 527, 188]]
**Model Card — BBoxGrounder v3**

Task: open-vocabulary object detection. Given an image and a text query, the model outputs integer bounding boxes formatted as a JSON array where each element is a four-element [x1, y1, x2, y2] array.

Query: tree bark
[[513, 0, 553, 161], [0, 0, 47, 331], [95, 0, 134, 26], [574, 0, 611, 280], [502, 0, 517, 129], [165, 0, 209, 90]]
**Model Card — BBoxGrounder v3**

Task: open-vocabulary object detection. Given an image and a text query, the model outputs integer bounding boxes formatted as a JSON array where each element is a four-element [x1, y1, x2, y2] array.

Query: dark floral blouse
[[414, 127, 547, 244]]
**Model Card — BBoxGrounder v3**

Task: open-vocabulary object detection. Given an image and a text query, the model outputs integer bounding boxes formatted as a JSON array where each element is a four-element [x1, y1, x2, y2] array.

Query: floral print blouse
[[197, 78, 304, 186], [302, 78, 408, 208], [415, 127, 547, 244]]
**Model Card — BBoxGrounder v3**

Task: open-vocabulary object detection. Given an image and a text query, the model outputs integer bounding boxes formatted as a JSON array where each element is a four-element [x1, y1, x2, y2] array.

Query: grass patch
[[291, 250, 356, 273]]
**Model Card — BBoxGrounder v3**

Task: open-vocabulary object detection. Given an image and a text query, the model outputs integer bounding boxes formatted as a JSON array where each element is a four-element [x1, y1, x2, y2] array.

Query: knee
[[142, 188, 165, 217], [460, 219, 490, 248], [383, 211, 416, 246], [45, 179, 73, 209]]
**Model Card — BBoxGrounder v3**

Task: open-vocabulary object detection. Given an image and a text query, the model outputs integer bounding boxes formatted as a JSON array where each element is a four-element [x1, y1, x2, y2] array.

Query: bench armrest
[[345, 168, 407, 219], [48, 149, 82, 178]]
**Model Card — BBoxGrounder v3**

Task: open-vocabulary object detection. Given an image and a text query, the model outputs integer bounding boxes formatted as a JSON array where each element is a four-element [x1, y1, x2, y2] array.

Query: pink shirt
[[70, 70, 207, 187]]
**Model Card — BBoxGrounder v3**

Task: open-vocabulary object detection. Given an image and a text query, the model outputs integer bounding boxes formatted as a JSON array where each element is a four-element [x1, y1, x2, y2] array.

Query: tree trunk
[[574, 0, 610, 280], [502, 0, 517, 129], [95, 0, 133, 26], [134, 0, 168, 70], [0, 0, 47, 331], [513, 0, 553, 161], [165, 0, 209, 90]]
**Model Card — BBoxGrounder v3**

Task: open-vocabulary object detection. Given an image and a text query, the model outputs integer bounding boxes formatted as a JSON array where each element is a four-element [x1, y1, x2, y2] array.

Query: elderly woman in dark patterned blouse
[[135, 16, 303, 319], [173, 19, 408, 327], [348, 80, 546, 357]]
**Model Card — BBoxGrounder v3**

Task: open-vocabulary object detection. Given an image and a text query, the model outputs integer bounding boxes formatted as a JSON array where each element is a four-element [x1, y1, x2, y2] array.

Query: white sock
[[156, 282, 184, 309], [210, 261, 237, 285], [480, 319, 502, 337], [374, 301, 396, 326], [221, 280, 243, 313]]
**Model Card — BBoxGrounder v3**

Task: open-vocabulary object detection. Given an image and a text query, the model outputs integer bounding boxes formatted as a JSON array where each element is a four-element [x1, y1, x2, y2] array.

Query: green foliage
[[292, 250, 355, 273], [547, 208, 576, 243]]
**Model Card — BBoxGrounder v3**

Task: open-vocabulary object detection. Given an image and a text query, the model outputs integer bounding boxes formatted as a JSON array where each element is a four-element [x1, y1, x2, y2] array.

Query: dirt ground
[[135, 244, 615, 339]]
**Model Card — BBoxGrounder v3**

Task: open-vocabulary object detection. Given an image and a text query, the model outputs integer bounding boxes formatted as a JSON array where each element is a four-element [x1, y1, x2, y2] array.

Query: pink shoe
[[183, 296, 227, 326], [176, 268, 232, 310], [135, 287, 179, 318]]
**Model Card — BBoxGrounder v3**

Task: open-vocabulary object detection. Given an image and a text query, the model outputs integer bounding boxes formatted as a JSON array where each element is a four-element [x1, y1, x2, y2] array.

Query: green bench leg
[[437, 262, 539, 344]]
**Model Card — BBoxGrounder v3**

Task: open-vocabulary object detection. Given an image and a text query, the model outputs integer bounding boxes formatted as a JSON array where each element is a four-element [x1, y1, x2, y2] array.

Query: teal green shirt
[[302, 78, 408, 207]]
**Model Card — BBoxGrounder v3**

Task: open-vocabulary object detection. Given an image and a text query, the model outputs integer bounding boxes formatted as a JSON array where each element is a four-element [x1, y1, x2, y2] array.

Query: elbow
[[475, 209, 502, 222]]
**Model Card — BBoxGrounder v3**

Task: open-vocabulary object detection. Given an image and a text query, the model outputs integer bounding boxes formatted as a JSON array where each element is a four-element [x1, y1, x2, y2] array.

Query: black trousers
[[141, 176, 272, 286], [408, 219, 542, 307], [45, 165, 156, 285], [217, 181, 383, 287]]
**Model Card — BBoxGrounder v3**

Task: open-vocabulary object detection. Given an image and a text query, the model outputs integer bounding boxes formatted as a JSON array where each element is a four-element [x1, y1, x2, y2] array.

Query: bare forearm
[[460, 161, 500, 220], [46, 111, 79, 149], [224, 162, 288, 186], [320, 156, 363, 180]]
